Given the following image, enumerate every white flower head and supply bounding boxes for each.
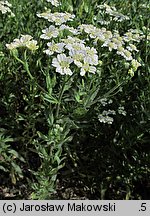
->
[1,0,12,7]
[61,36,85,45]
[79,24,104,39]
[7,34,33,48]
[6,42,18,50]
[121,50,133,61]
[6,35,28,48]
[102,41,118,51]
[40,25,59,40]
[112,37,124,47]
[65,42,85,52]
[51,12,75,25]
[131,59,141,71]
[37,10,51,19]
[59,25,80,35]
[84,47,98,65]
[126,44,139,52]
[123,32,133,42]
[103,30,113,40]
[6,34,38,51]
[98,108,116,124]
[52,54,73,75]
[123,29,144,43]
[80,61,96,76]
[44,41,65,55]
[38,12,75,25]
[0,1,14,15]
[69,49,84,67]
[98,114,114,124]
[117,47,133,61]
[79,24,95,34]
[26,40,39,51]
[46,0,61,7]
[20,34,33,43]
[118,106,127,116]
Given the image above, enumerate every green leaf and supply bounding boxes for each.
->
[54,155,61,165]
[8,149,19,157]
[42,93,58,104]
[8,149,25,163]
[0,137,14,143]
[37,131,48,140]
[84,87,100,108]
[0,165,7,172]
[11,162,23,176]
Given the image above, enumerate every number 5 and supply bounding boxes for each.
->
[141,203,146,211]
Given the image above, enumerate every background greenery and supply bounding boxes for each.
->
[0,0,149,199]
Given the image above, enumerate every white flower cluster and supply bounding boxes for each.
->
[59,24,80,35]
[97,3,129,22]
[40,22,142,76]
[6,35,38,51]
[46,0,60,7]
[140,3,150,9]
[98,110,116,124]
[37,11,75,25]
[79,24,112,41]
[0,0,14,16]
[123,29,145,42]
[37,12,99,76]
[98,105,127,124]
[79,24,142,62]
[40,24,80,40]
[128,59,141,76]
[99,98,113,106]
[118,106,127,116]
[37,6,143,76]
[46,36,99,76]
[61,36,84,44]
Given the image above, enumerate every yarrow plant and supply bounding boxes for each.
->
[5,1,145,199]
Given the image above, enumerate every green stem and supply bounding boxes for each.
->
[13,50,46,93]
[144,22,149,71]
[55,75,73,119]
[13,53,24,65]
[55,77,67,119]
[23,50,34,80]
